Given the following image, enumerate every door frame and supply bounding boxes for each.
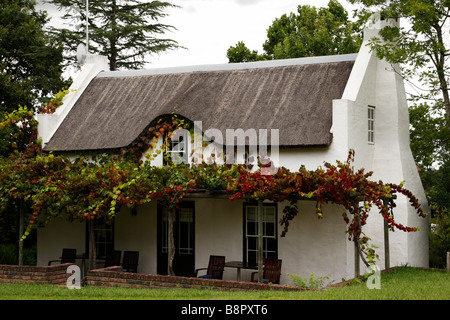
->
[157,201,195,276]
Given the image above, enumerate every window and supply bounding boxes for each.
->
[165,129,189,165]
[87,218,114,259]
[243,203,277,266]
[368,106,375,144]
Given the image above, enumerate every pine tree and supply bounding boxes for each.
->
[48,0,180,70]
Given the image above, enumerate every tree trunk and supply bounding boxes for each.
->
[18,201,24,266]
[89,220,97,270]
[109,0,118,71]
[433,23,450,125]
[257,199,263,283]
[383,200,390,270]
[168,208,176,276]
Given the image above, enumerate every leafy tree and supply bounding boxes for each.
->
[0,0,67,115]
[409,103,449,170]
[227,0,363,63]
[427,159,450,268]
[48,0,181,71]
[226,41,270,63]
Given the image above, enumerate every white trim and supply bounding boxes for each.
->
[96,53,358,78]
[368,105,375,144]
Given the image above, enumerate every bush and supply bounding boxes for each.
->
[0,244,16,264]
[287,272,334,289]
[429,213,450,269]
[0,243,36,266]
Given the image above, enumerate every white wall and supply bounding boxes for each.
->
[278,201,350,284]
[194,198,244,281]
[37,218,86,269]
[114,203,158,274]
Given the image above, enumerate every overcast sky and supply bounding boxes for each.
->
[36,0,361,69]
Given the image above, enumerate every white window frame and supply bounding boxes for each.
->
[165,129,190,165]
[368,106,375,144]
[244,203,277,266]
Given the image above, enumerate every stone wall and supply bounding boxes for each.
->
[0,263,72,286]
[86,266,304,291]
[0,264,306,291]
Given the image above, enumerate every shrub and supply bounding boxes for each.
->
[0,243,36,265]
[287,272,334,289]
[429,213,450,269]
[0,244,16,264]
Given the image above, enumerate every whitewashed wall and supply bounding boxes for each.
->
[37,218,86,269]
[114,203,158,275]
[339,16,429,270]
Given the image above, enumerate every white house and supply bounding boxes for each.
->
[36,14,429,285]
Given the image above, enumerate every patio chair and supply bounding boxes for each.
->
[48,248,77,266]
[104,250,121,268]
[122,251,139,273]
[195,255,226,279]
[251,258,282,284]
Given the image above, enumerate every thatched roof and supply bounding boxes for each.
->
[43,54,356,152]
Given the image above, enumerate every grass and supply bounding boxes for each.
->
[0,267,449,300]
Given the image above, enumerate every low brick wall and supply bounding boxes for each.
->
[86,266,305,291]
[0,264,306,291]
[0,263,72,286]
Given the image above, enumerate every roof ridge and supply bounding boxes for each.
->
[97,53,358,78]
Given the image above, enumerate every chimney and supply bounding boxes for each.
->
[364,12,400,42]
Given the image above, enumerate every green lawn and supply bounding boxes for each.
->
[0,267,449,300]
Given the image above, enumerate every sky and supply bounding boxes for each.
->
[36,0,361,70]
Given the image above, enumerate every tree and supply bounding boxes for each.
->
[409,102,449,169]
[227,0,363,63]
[0,0,67,116]
[48,0,181,71]
[226,41,270,63]
[0,2,67,249]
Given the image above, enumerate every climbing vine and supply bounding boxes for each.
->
[0,110,427,271]
[226,149,426,264]
[0,106,41,158]
[116,113,193,163]
[40,89,70,114]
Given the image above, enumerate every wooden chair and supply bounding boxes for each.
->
[195,255,226,279]
[104,250,121,268]
[251,258,282,284]
[122,251,139,273]
[48,248,77,266]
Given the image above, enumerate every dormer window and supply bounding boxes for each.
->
[368,106,375,144]
[166,129,189,165]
